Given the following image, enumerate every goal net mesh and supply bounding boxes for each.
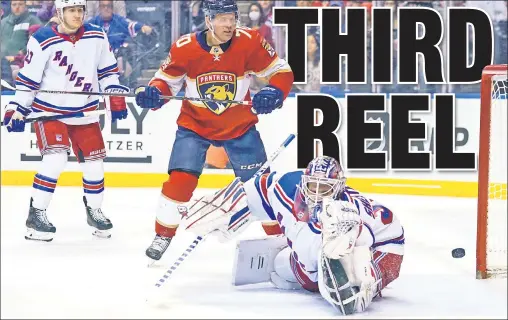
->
[485,74,507,277]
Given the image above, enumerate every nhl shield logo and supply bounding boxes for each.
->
[197,72,237,115]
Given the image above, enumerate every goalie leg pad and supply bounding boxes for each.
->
[184,178,253,240]
[232,235,288,286]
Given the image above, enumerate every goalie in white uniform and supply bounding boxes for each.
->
[182,156,405,315]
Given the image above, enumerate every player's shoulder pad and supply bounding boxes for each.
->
[84,23,105,34]
[273,170,304,199]
[31,25,57,44]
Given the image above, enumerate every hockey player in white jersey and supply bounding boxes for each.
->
[181,156,404,315]
[2,0,129,241]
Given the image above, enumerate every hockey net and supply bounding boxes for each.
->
[476,64,508,279]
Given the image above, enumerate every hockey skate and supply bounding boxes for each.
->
[25,198,56,242]
[146,234,172,264]
[83,196,113,238]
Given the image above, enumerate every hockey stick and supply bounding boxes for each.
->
[1,109,107,127]
[1,79,252,106]
[152,133,297,289]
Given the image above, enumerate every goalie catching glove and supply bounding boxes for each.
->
[320,199,363,259]
[318,199,379,314]
[182,177,253,242]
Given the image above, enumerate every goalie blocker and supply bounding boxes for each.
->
[182,156,404,315]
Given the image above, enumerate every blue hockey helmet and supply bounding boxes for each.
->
[203,0,239,20]
[301,156,346,208]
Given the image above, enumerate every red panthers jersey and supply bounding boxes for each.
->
[149,27,294,140]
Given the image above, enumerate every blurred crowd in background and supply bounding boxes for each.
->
[1,0,507,168]
[1,0,507,92]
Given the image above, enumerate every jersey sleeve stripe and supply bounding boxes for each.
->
[307,222,321,234]
[40,36,60,47]
[15,79,39,91]
[82,35,105,41]
[254,58,278,76]
[41,39,66,51]
[254,175,276,220]
[372,232,405,248]
[259,175,269,201]
[98,63,118,74]
[266,172,275,187]
[98,67,119,80]
[32,98,99,114]
[83,31,104,37]
[274,183,293,213]
[17,72,41,87]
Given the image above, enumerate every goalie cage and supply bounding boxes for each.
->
[476,64,508,279]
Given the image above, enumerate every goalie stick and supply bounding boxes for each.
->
[151,133,297,290]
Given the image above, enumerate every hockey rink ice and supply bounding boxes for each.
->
[1,186,507,319]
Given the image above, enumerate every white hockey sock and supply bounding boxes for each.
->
[31,152,67,209]
[156,194,185,228]
[81,160,105,209]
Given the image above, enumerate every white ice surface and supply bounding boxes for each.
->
[1,187,507,319]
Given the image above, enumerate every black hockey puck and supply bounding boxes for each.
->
[452,248,465,258]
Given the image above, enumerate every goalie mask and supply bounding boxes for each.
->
[300,156,346,222]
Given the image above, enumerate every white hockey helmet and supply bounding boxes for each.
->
[54,0,87,31]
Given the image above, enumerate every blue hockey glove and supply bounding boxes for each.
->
[135,86,165,109]
[3,103,31,132]
[252,85,284,115]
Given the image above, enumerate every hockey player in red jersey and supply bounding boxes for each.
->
[134,0,294,261]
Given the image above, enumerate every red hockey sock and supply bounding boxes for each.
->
[161,171,198,202]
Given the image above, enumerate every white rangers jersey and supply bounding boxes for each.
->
[8,23,124,125]
[244,171,405,284]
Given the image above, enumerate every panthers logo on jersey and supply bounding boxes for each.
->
[196,72,237,115]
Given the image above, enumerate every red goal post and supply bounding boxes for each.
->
[476,64,508,279]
